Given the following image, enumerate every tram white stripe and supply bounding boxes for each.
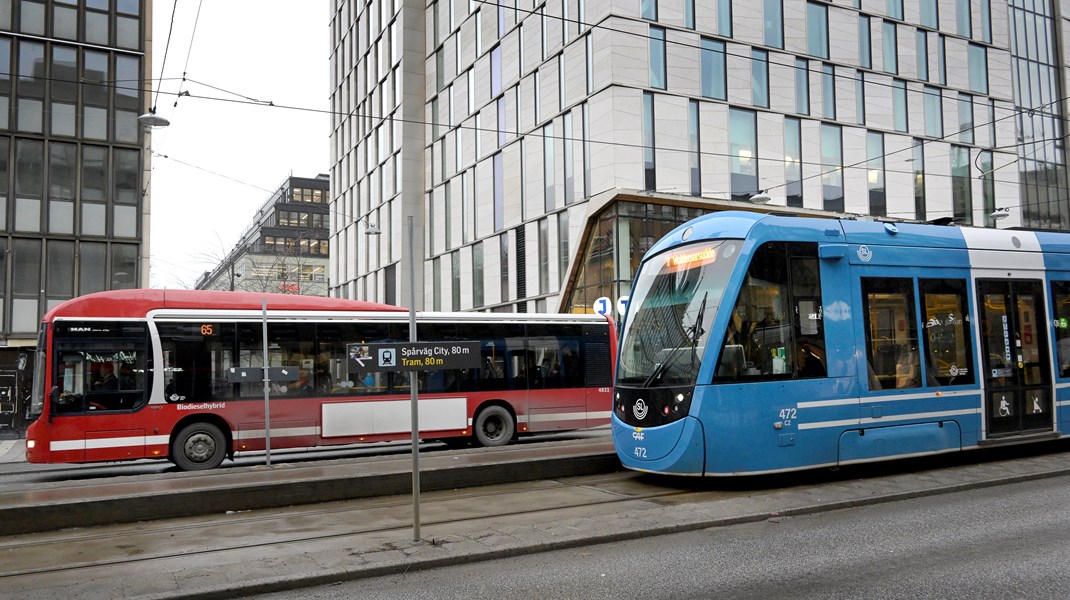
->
[797,408,981,431]
[797,389,979,409]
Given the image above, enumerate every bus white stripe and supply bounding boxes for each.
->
[527,411,608,423]
[51,435,170,452]
[797,408,981,430]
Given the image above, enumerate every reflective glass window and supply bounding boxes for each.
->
[729,108,756,201]
[700,38,726,100]
[806,2,828,59]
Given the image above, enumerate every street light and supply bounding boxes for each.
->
[137,111,170,128]
[750,190,772,204]
[363,215,422,541]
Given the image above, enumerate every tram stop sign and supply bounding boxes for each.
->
[348,341,481,372]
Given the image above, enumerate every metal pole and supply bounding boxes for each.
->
[262,299,271,467]
[408,215,421,542]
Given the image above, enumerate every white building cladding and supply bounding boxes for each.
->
[328,0,1066,314]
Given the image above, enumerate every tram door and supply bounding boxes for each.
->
[977,279,1054,437]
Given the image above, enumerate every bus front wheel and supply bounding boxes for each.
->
[172,422,226,471]
[474,405,514,447]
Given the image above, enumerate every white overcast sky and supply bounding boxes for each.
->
[147,1,331,289]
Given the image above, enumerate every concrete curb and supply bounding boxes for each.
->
[147,454,1070,600]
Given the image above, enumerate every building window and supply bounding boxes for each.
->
[585,34,593,94]
[981,0,991,43]
[785,117,802,208]
[937,35,947,84]
[958,93,973,144]
[641,0,657,20]
[649,26,666,90]
[688,100,701,196]
[893,79,907,132]
[701,38,726,100]
[564,111,574,205]
[807,2,828,59]
[821,124,843,212]
[582,102,591,198]
[856,72,865,125]
[956,0,971,37]
[924,85,942,137]
[642,93,656,190]
[882,20,897,74]
[913,140,926,221]
[916,31,928,81]
[980,150,996,226]
[887,0,903,20]
[538,218,550,294]
[921,0,938,29]
[717,0,732,37]
[543,122,555,211]
[795,58,809,115]
[494,152,504,230]
[499,234,509,304]
[951,145,971,225]
[729,108,757,201]
[752,50,769,108]
[764,0,782,48]
[859,16,871,69]
[968,44,987,94]
[452,250,461,310]
[557,211,569,288]
[867,131,885,217]
[685,0,695,29]
[491,45,502,97]
[820,63,834,120]
[473,240,484,308]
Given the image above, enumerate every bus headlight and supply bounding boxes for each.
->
[25,439,35,450]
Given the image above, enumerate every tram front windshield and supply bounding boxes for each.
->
[618,240,742,388]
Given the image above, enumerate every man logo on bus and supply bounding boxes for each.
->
[633,398,648,420]
[857,245,873,262]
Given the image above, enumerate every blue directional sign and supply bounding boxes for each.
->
[347,341,481,371]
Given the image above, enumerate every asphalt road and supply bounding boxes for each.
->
[249,473,1070,600]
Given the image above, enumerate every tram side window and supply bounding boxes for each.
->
[1052,281,1070,378]
[158,323,236,402]
[862,278,921,390]
[715,242,826,380]
[919,279,975,386]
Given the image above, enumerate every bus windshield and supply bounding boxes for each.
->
[617,239,742,387]
[30,326,46,418]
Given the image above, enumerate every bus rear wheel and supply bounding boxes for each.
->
[172,422,226,471]
[474,405,514,447]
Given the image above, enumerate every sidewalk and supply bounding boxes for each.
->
[0,438,21,463]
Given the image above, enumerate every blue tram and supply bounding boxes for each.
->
[613,211,1070,475]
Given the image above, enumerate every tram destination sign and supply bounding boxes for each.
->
[348,341,481,372]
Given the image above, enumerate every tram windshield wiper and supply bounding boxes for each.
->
[641,292,708,388]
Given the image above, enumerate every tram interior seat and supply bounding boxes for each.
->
[717,345,746,378]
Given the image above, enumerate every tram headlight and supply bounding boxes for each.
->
[675,393,685,403]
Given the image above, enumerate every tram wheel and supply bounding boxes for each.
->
[474,405,515,447]
[172,422,226,471]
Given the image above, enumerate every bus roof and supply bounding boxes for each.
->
[43,289,407,321]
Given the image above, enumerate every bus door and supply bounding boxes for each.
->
[977,279,1054,437]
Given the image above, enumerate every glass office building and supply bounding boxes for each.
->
[327,0,1067,314]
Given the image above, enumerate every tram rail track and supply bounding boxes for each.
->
[0,470,701,582]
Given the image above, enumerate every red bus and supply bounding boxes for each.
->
[25,290,616,470]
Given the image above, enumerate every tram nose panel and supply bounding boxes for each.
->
[612,414,705,475]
